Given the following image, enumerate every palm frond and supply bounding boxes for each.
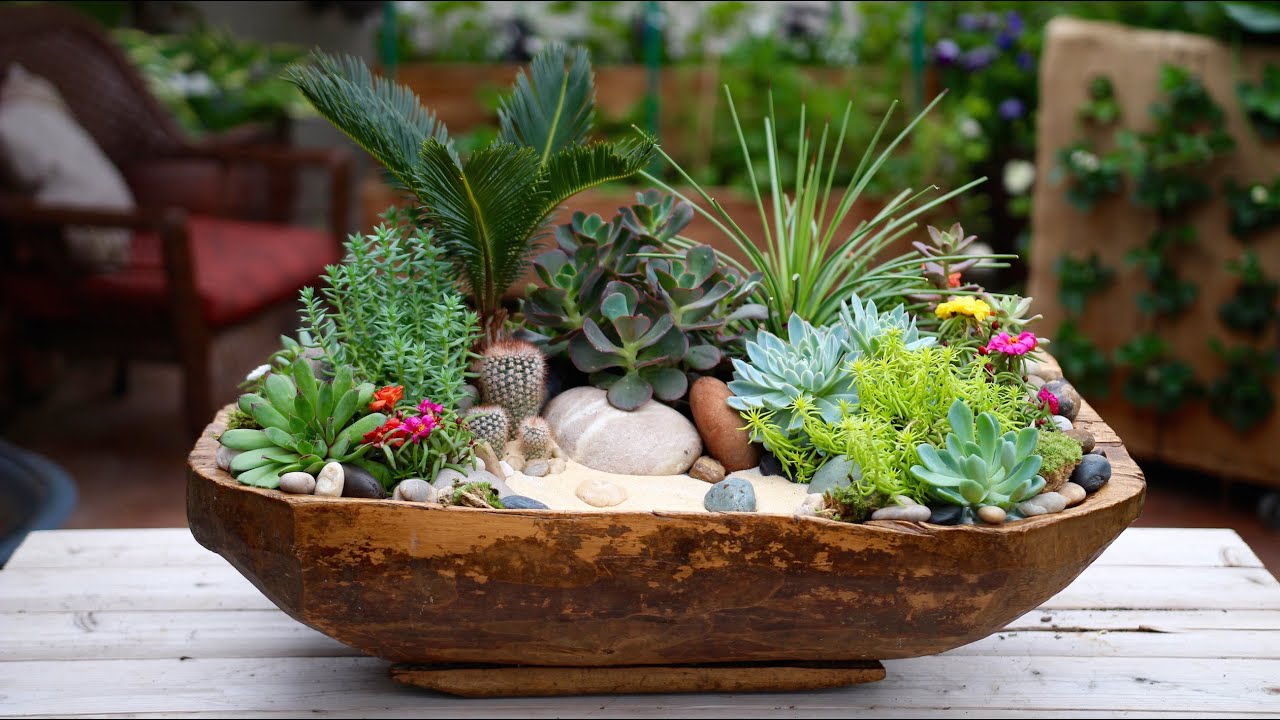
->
[498,44,594,166]
[286,51,452,187]
[414,139,545,316]
[534,136,657,220]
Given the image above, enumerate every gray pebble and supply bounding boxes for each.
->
[1043,380,1081,421]
[431,468,468,491]
[523,459,550,477]
[1071,454,1112,493]
[1017,492,1068,517]
[1051,415,1073,431]
[278,472,316,494]
[392,479,436,503]
[871,504,931,522]
[314,462,344,497]
[1063,429,1096,454]
[340,463,384,498]
[465,468,514,498]
[215,444,241,472]
[704,476,757,512]
[502,495,550,510]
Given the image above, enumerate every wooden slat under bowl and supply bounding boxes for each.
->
[187,401,1144,667]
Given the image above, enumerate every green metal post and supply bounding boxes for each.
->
[380,0,398,77]
[911,0,926,113]
[643,0,662,170]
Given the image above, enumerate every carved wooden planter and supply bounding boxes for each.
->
[188,401,1144,697]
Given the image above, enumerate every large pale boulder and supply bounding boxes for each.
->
[543,386,702,475]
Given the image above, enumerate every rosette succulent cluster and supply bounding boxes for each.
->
[837,293,935,356]
[218,359,385,489]
[910,400,1045,521]
[524,190,762,410]
[726,314,858,432]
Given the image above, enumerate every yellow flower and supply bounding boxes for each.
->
[935,297,992,323]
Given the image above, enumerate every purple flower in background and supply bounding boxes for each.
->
[1017,51,1035,72]
[962,45,998,72]
[958,13,982,31]
[996,31,1017,50]
[1006,11,1024,35]
[934,38,961,65]
[998,98,1026,121]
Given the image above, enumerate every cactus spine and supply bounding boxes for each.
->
[517,416,552,460]
[462,405,510,452]
[478,340,547,438]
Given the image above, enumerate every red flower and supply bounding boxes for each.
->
[948,272,962,288]
[363,416,406,448]
[368,385,404,412]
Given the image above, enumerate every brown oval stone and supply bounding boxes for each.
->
[690,377,760,472]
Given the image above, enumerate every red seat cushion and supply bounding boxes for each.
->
[3,215,339,329]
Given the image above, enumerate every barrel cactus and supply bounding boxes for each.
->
[726,314,858,432]
[477,340,546,436]
[462,405,510,452]
[217,358,386,489]
[516,416,552,460]
[909,399,1045,521]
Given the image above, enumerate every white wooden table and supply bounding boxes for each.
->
[1,527,1278,718]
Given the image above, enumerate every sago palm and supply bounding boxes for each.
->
[287,46,656,344]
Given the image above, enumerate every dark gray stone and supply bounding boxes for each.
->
[340,463,384,499]
[502,495,550,510]
[928,504,964,525]
[1043,379,1081,421]
[758,450,796,482]
[704,476,757,512]
[1070,454,1112,493]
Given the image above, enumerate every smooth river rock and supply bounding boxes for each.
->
[1017,492,1068,517]
[689,377,760,472]
[1043,380,1082,422]
[502,495,551,510]
[215,444,241,472]
[339,463,384,499]
[688,456,725,484]
[392,479,436,503]
[1071,454,1112,493]
[575,478,628,507]
[278,472,316,495]
[703,476,757,512]
[314,462,344,497]
[544,386,702,475]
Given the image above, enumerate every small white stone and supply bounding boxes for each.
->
[1028,375,1047,389]
[278,472,316,494]
[871,504,932,522]
[977,505,1007,524]
[794,493,825,517]
[314,462,344,497]
[892,494,918,506]
[1051,415,1073,431]
[1059,482,1087,507]
[575,478,627,507]
[215,444,241,472]
[524,459,550,477]
[549,457,567,474]
[500,461,515,476]
[431,468,468,491]
[393,479,437,503]
[1018,492,1068,517]
[1025,359,1063,381]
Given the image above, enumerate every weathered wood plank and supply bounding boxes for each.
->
[1006,608,1280,632]
[15,711,1280,719]
[948,629,1280,659]
[4,563,1275,614]
[1093,528,1263,568]
[3,656,1279,716]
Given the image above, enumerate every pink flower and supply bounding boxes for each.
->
[1037,387,1059,415]
[985,331,1038,356]
[401,414,438,443]
[417,398,444,416]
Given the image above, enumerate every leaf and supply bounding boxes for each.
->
[236,463,284,489]
[601,291,633,321]
[569,334,623,373]
[262,373,298,417]
[497,44,594,165]
[640,366,688,401]
[264,426,299,452]
[607,371,653,411]
[726,303,769,324]
[285,52,452,189]
[243,396,290,431]
[910,465,964,488]
[291,358,320,420]
[330,389,359,438]
[333,412,386,448]
[534,139,657,221]
[612,314,652,345]
[231,447,300,474]
[1223,1,1280,33]
[959,479,988,505]
[218,429,275,451]
[581,318,623,353]
[948,400,975,445]
[414,139,547,315]
[684,343,722,371]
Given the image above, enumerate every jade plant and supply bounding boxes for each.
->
[523,190,763,410]
[726,313,858,433]
[910,399,1045,522]
[218,359,386,489]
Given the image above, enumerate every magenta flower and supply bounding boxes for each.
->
[1037,387,1059,415]
[986,331,1038,356]
[417,398,444,416]
[401,414,438,443]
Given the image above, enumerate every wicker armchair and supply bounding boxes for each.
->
[0,4,352,434]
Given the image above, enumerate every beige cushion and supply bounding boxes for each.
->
[0,64,135,272]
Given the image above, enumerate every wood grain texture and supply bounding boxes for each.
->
[389,660,885,697]
[186,400,1145,668]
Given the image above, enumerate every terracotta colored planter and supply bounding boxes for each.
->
[187,398,1144,696]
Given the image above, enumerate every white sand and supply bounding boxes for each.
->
[504,460,811,515]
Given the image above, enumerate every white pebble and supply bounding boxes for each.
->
[278,472,316,494]
[314,462,344,497]
[575,478,627,507]
[1051,415,1073,431]
[1017,492,1068,517]
[393,479,436,503]
[871,504,931,522]
[795,493,825,517]
[1059,482,1087,507]
[215,444,241,472]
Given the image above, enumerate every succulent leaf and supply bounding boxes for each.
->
[219,429,275,451]
[608,371,653,410]
[641,366,688,401]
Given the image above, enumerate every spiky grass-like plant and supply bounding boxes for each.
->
[288,47,656,344]
[641,90,1011,338]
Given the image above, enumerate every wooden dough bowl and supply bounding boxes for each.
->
[188,401,1145,697]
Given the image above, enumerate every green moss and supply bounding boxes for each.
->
[225,407,261,431]
[451,481,505,509]
[1036,431,1083,477]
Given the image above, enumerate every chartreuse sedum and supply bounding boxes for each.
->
[218,358,386,489]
